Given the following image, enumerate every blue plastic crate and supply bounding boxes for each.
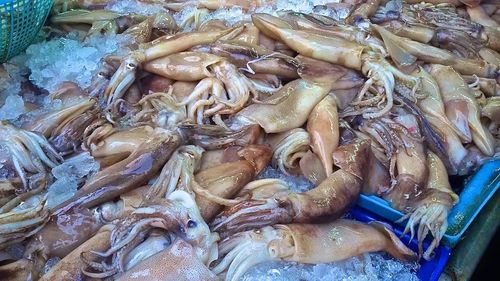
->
[357,159,500,247]
[0,0,53,62]
[349,206,452,281]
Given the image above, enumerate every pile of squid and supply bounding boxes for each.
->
[1,0,499,280]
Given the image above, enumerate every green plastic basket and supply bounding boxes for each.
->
[0,0,53,62]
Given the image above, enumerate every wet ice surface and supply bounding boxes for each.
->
[174,0,344,30]
[25,33,131,93]
[257,166,314,192]
[0,145,8,178]
[0,57,29,120]
[106,0,167,15]
[0,56,28,98]
[104,0,345,30]
[0,95,25,121]
[43,257,62,275]
[46,152,100,208]
[242,253,419,281]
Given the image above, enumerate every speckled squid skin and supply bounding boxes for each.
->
[272,220,416,263]
[429,64,495,156]
[212,140,370,235]
[143,52,222,81]
[24,98,96,138]
[214,219,416,281]
[51,129,181,215]
[252,13,365,70]
[307,95,340,177]
[39,229,111,281]
[236,79,331,133]
[289,140,369,223]
[116,239,218,281]
[195,160,256,222]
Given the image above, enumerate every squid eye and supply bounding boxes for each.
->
[187,220,197,228]
[126,62,136,69]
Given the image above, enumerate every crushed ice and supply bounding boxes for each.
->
[25,33,131,93]
[0,95,25,121]
[257,166,314,192]
[174,0,342,30]
[46,152,100,208]
[0,56,30,121]
[106,0,167,15]
[242,253,419,281]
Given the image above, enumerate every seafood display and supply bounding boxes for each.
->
[0,0,499,280]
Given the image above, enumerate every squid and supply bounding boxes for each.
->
[130,90,187,127]
[266,128,310,176]
[116,238,218,281]
[0,187,145,280]
[212,139,369,235]
[213,220,416,281]
[413,67,469,174]
[401,151,459,259]
[0,122,62,191]
[51,127,181,215]
[278,11,387,55]
[251,13,420,119]
[38,227,112,281]
[372,1,500,53]
[195,157,261,222]
[81,190,219,279]
[383,114,458,259]
[24,97,96,138]
[143,51,266,116]
[51,9,177,41]
[371,24,498,78]
[0,196,48,250]
[192,41,301,80]
[147,142,271,222]
[85,125,158,167]
[103,27,239,108]
[233,78,336,133]
[348,0,383,25]
[428,64,495,156]
[50,9,134,36]
[307,95,340,177]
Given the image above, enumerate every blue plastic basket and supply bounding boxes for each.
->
[349,206,452,281]
[357,159,500,247]
[0,0,53,62]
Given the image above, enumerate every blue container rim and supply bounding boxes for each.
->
[349,206,451,281]
[357,159,500,246]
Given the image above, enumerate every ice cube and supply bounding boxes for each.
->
[106,0,167,15]
[46,178,79,209]
[26,33,131,92]
[0,95,25,121]
[52,152,99,180]
[47,152,99,208]
[1,55,29,98]
[242,253,419,281]
[257,166,314,192]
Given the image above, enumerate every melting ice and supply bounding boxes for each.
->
[242,253,419,281]
[46,152,100,208]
